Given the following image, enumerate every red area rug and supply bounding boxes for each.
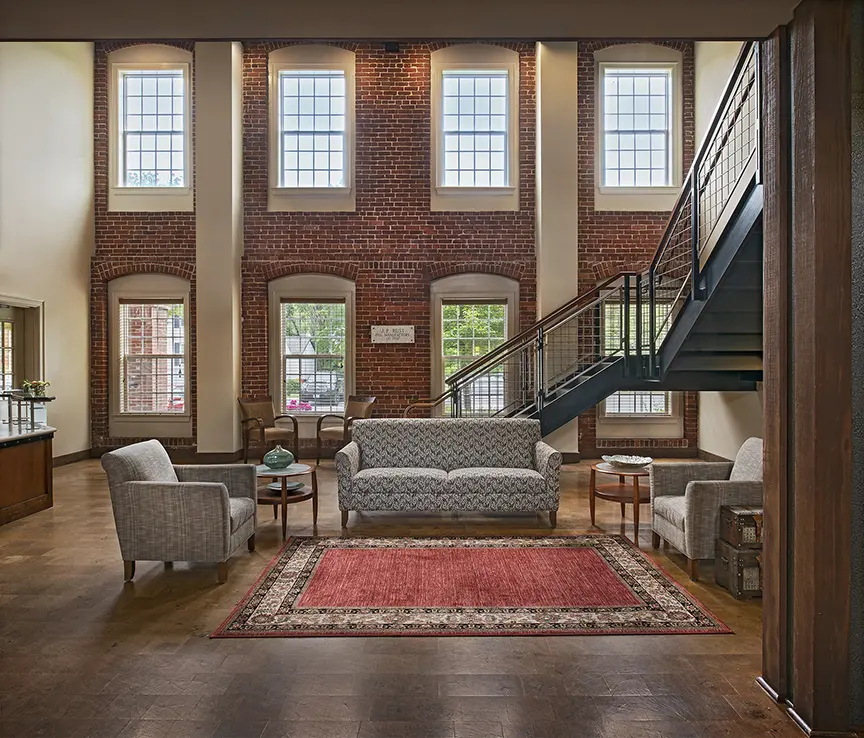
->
[212,536,731,638]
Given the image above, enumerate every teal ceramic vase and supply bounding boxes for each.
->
[263,445,294,469]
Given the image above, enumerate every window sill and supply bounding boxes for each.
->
[268,186,355,213]
[600,414,678,423]
[594,186,680,213]
[431,185,519,212]
[109,413,193,439]
[108,187,194,213]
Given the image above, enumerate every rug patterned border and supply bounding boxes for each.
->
[212,535,732,638]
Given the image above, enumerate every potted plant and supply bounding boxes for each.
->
[21,379,50,397]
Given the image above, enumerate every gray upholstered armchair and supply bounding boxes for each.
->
[650,437,763,581]
[101,440,257,583]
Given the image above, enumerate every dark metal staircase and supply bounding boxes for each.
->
[406,42,763,436]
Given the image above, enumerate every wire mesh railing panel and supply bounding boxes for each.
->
[454,344,536,418]
[697,45,758,248]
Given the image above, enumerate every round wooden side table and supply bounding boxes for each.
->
[590,462,651,540]
[255,463,318,538]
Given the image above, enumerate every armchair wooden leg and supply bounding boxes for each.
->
[686,558,699,581]
[123,560,135,582]
[217,561,229,584]
[549,511,557,528]
[164,561,173,569]
[652,531,661,549]
[663,539,670,551]
[341,510,349,528]
[243,433,249,464]
[247,534,256,553]
[316,437,321,465]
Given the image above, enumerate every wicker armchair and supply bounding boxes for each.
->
[316,395,376,464]
[238,395,299,463]
[101,440,257,583]
[649,437,763,581]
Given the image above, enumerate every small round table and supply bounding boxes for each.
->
[255,463,318,538]
[590,462,651,540]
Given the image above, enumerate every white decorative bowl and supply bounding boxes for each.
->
[602,454,653,470]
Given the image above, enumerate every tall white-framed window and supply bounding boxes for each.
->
[431,274,520,415]
[269,45,356,212]
[595,44,682,212]
[109,274,192,439]
[430,45,520,212]
[269,275,356,423]
[108,45,193,212]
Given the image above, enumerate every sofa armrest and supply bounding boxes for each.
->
[649,461,734,500]
[174,464,256,501]
[335,442,360,507]
[534,441,562,492]
[112,481,231,561]
[683,480,763,554]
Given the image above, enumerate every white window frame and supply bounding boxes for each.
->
[430,44,520,212]
[109,274,192,439]
[595,44,683,212]
[268,275,356,437]
[268,45,356,213]
[107,45,193,213]
[430,273,520,414]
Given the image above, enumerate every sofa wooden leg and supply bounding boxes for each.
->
[123,560,135,582]
[662,539,670,551]
[218,562,229,583]
[247,534,256,553]
[686,558,699,581]
[341,510,349,528]
[549,511,557,528]
[651,532,661,549]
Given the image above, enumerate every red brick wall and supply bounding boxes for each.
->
[91,42,197,450]
[576,41,698,457]
[241,42,537,418]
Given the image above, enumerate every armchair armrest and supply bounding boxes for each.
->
[274,414,299,436]
[534,441,562,491]
[683,480,763,557]
[649,461,734,500]
[174,464,256,501]
[316,414,345,434]
[335,441,360,508]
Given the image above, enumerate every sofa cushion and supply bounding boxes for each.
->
[653,495,687,531]
[353,467,448,497]
[229,497,255,533]
[352,418,541,471]
[447,467,546,496]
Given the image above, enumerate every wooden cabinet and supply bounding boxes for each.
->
[0,430,53,526]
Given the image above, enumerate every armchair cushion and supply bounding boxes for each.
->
[318,425,346,440]
[264,426,297,441]
[102,439,178,485]
[729,437,763,482]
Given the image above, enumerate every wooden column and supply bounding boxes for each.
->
[758,26,790,705]
[787,0,853,734]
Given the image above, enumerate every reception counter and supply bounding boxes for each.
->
[0,425,55,526]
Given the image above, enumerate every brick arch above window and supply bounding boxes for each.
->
[427,262,524,282]
[94,261,196,283]
[261,261,360,283]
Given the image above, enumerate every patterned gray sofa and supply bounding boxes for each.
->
[335,418,562,527]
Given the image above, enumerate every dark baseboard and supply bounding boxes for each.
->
[560,452,581,464]
[52,449,91,467]
[584,447,699,459]
[698,448,733,462]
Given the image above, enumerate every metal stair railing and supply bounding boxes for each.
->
[404,41,761,422]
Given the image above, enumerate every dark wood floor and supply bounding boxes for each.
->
[0,458,797,738]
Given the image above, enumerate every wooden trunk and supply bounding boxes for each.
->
[719,504,764,548]
[715,538,762,599]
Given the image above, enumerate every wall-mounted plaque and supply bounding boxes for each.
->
[371,325,415,344]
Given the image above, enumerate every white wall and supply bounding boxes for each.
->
[694,41,763,459]
[0,43,94,458]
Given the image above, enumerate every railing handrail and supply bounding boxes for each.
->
[444,272,636,387]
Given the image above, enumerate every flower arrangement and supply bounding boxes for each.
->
[21,379,50,397]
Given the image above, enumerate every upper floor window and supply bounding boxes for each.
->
[431,45,520,212]
[0,319,14,391]
[594,44,683,212]
[269,45,355,212]
[108,45,193,212]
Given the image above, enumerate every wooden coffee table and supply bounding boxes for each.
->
[590,462,651,540]
[255,463,318,538]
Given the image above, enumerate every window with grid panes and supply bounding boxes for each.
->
[441,302,507,415]
[0,320,13,391]
[601,66,672,187]
[118,68,187,187]
[441,70,509,188]
[602,301,673,416]
[280,301,346,414]
[118,301,186,413]
[278,70,346,188]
